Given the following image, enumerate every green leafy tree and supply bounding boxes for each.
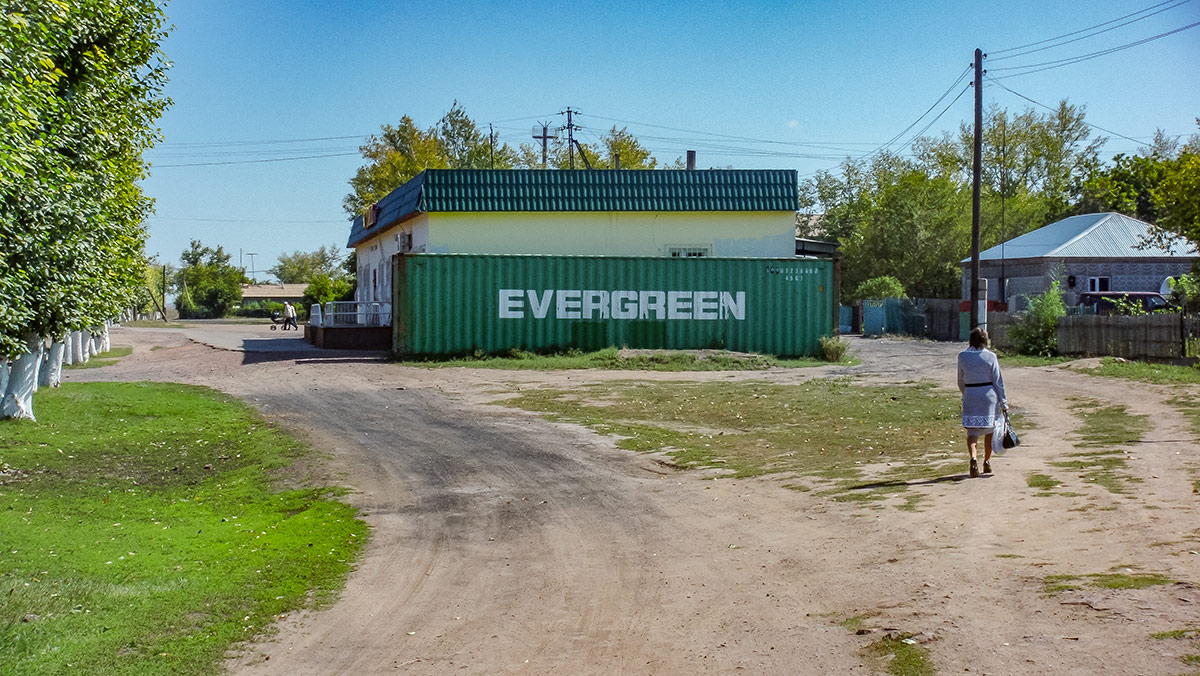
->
[1152,150,1200,245]
[853,276,906,301]
[302,274,354,310]
[1,0,170,418]
[1009,281,1066,357]
[344,103,516,216]
[174,241,243,319]
[516,126,657,170]
[270,245,347,284]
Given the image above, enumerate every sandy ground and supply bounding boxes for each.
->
[66,326,1200,675]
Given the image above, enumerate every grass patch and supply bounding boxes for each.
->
[0,382,366,676]
[1077,357,1200,385]
[1027,473,1059,490]
[501,378,961,504]
[863,635,935,676]
[1044,572,1174,594]
[996,554,1024,559]
[1152,628,1200,640]
[1067,398,1149,448]
[121,320,186,328]
[62,346,133,370]
[997,353,1075,368]
[397,346,837,371]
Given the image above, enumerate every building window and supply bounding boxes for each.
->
[667,246,710,258]
[1088,276,1110,292]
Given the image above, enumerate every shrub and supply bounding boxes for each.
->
[820,335,849,362]
[854,276,906,301]
[1009,281,1065,357]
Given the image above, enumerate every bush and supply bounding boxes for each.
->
[302,274,354,311]
[854,276,906,301]
[1009,281,1065,357]
[819,335,849,362]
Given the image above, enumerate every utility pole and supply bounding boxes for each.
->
[970,48,984,331]
[532,122,555,168]
[489,123,495,169]
[559,107,580,170]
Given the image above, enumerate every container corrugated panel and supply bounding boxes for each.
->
[394,254,832,357]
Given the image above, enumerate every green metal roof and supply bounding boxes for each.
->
[420,169,798,212]
[348,169,799,247]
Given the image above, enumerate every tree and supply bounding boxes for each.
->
[517,126,657,170]
[1,0,170,419]
[343,103,516,216]
[270,245,347,284]
[1153,150,1200,245]
[174,241,243,319]
[853,276,906,301]
[302,274,354,310]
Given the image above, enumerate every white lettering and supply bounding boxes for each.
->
[498,289,747,321]
[498,289,524,318]
[720,291,745,320]
[582,290,610,319]
[611,291,638,319]
[557,289,582,319]
[527,290,553,318]
[667,291,692,319]
[694,291,718,320]
[639,291,666,319]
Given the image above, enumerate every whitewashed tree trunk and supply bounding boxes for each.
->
[84,329,97,357]
[2,335,43,420]
[39,340,65,388]
[101,323,111,353]
[0,359,8,396]
[70,330,84,363]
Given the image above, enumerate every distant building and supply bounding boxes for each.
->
[346,168,800,305]
[239,283,307,306]
[961,212,1197,305]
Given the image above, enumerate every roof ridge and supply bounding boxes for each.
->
[1045,212,1113,256]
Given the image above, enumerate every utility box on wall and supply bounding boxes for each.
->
[392,254,834,357]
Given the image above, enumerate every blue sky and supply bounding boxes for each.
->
[143,0,1200,279]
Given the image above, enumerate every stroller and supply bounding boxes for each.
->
[269,311,296,331]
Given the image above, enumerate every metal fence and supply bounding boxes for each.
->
[315,301,391,327]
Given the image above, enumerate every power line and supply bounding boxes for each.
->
[861,65,973,160]
[989,0,1193,61]
[150,216,346,224]
[990,20,1200,78]
[152,151,361,168]
[984,77,1146,146]
[990,0,1186,53]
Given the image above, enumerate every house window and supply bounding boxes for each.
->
[1088,276,1110,292]
[667,246,710,258]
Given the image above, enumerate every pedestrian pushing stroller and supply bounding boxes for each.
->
[269,311,293,330]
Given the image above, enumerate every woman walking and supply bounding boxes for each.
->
[957,327,1008,478]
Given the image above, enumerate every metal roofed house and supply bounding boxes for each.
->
[961,212,1198,306]
[239,283,308,305]
[346,168,800,306]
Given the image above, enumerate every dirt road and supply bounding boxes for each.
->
[69,328,1200,675]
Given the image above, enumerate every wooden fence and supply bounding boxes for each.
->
[989,312,1200,361]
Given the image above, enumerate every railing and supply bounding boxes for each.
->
[314,301,391,327]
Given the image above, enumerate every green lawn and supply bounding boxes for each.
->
[0,383,366,675]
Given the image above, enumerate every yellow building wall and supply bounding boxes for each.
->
[425,211,796,258]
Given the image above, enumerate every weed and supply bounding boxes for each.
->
[1079,357,1200,385]
[819,335,850,362]
[397,346,835,371]
[1044,572,1174,594]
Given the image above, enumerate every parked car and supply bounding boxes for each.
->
[1077,291,1171,315]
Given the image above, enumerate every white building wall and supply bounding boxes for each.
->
[355,211,794,304]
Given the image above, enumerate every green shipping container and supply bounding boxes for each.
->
[393,254,833,357]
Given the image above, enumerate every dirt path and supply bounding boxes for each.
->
[68,329,1200,675]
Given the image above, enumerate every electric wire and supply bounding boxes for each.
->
[152,151,361,168]
[985,76,1147,146]
[860,65,973,160]
[989,0,1190,54]
[989,20,1200,78]
[988,0,1194,61]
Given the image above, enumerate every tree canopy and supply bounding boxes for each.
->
[174,241,243,319]
[0,0,170,357]
[270,245,348,284]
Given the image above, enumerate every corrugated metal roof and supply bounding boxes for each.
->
[965,212,1195,263]
[348,169,799,248]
